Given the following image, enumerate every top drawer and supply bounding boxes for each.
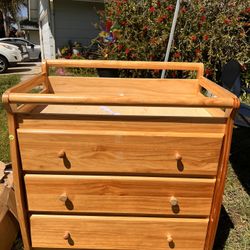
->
[17,129,223,176]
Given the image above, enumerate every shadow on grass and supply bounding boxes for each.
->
[213,126,249,249]
[230,127,250,195]
[213,205,234,250]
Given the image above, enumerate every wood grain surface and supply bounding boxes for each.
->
[30,215,209,249]
[17,115,227,133]
[49,77,199,95]
[25,174,215,216]
[18,129,224,175]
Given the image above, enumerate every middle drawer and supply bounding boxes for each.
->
[25,175,215,216]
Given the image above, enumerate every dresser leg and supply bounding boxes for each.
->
[6,114,32,250]
[204,108,237,250]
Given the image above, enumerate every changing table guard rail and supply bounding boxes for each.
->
[2,60,240,112]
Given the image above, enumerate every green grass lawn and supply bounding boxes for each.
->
[216,128,250,250]
[0,75,249,250]
[0,75,20,162]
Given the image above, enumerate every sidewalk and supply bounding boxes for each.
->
[2,62,41,81]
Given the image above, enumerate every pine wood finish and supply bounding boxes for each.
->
[30,215,209,250]
[48,77,199,95]
[25,174,215,216]
[2,60,239,250]
[18,129,223,175]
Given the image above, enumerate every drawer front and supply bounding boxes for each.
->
[25,175,215,216]
[18,129,223,175]
[30,215,209,249]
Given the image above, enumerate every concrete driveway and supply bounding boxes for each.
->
[2,62,41,81]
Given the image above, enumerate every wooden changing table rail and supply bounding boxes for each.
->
[2,60,239,112]
[46,59,205,78]
[6,92,235,108]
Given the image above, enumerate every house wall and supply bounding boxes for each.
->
[39,0,56,59]
[53,0,104,50]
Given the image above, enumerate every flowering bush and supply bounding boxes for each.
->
[60,45,72,58]
[94,0,176,77]
[174,0,249,82]
[94,0,249,81]
[56,47,97,76]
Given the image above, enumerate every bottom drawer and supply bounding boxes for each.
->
[30,215,208,249]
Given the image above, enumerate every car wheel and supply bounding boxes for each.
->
[0,55,8,73]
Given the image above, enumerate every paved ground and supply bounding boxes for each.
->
[2,62,41,81]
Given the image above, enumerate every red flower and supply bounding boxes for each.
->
[224,18,231,24]
[143,26,148,31]
[203,35,209,41]
[245,7,250,13]
[157,17,162,23]
[174,52,181,58]
[149,6,155,13]
[117,45,123,51]
[157,1,161,7]
[65,54,72,59]
[157,15,167,23]
[205,68,213,76]
[195,49,201,56]
[106,20,113,32]
[191,35,197,42]
[166,5,174,11]
[200,15,206,22]
[116,0,122,7]
[125,48,130,55]
[120,21,127,26]
[181,7,187,14]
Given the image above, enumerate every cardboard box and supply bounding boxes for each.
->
[0,161,19,250]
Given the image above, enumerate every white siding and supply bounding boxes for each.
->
[39,0,55,59]
[54,0,104,49]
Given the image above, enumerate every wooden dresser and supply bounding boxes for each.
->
[2,60,239,250]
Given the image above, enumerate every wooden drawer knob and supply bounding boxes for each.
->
[175,152,182,161]
[170,196,178,206]
[167,234,173,243]
[63,231,70,240]
[59,192,68,202]
[58,150,66,158]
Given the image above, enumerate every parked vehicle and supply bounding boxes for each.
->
[0,38,41,61]
[0,41,29,62]
[0,43,22,73]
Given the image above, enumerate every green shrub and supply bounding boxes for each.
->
[0,75,20,162]
[94,0,249,82]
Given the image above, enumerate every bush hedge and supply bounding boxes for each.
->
[94,0,249,82]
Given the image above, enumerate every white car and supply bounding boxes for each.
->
[0,38,41,60]
[0,43,22,73]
